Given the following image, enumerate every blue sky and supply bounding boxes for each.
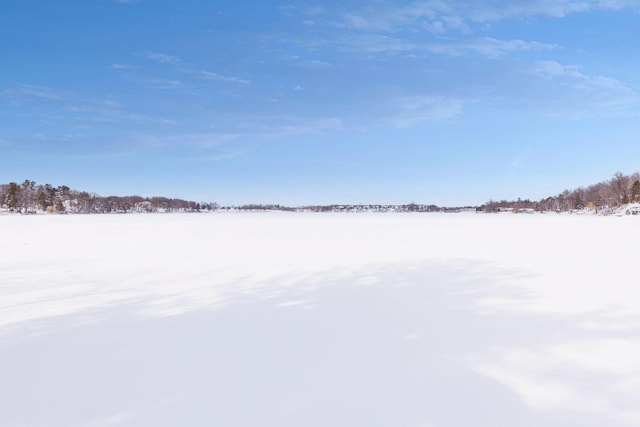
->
[2,1,640,206]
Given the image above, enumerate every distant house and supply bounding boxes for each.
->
[134,201,153,213]
[616,203,640,216]
[63,199,78,212]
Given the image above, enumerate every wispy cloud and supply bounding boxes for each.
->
[3,84,123,118]
[531,60,638,117]
[131,116,344,153]
[280,55,332,69]
[109,63,141,70]
[426,37,558,57]
[303,59,331,68]
[134,132,241,151]
[61,150,137,160]
[274,0,640,76]
[337,34,417,53]
[2,83,179,132]
[533,60,585,79]
[3,84,70,102]
[142,51,180,63]
[201,150,246,161]
[258,116,344,138]
[383,95,475,127]
[137,51,250,87]
[339,1,468,34]
[398,1,636,28]
[137,77,185,90]
[65,99,122,113]
[319,1,640,36]
[468,0,640,22]
[332,31,555,57]
[198,71,250,85]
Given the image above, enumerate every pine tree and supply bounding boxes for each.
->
[37,187,48,211]
[5,182,19,211]
[631,180,640,203]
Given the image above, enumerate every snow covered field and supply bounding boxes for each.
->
[2,212,640,426]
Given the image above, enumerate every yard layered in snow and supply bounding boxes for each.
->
[2,212,640,426]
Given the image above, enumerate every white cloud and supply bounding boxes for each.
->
[340,1,467,33]
[131,116,344,153]
[142,51,180,63]
[4,84,69,101]
[136,132,241,150]
[64,99,121,114]
[384,95,475,127]
[138,78,185,90]
[331,31,555,56]
[469,0,640,22]
[303,59,331,68]
[109,64,141,70]
[2,84,141,128]
[202,150,246,161]
[134,52,251,86]
[263,117,344,138]
[338,34,417,53]
[199,71,250,85]
[427,37,558,57]
[533,60,636,95]
[334,1,640,35]
[531,60,638,117]
[533,60,584,79]
[234,116,344,141]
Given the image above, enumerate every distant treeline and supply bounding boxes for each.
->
[481,171,640,213]
[0,180,218,214]
[221,203,469,213]
[298,203,444,213]
[0,180,472,215]
[5,172,639,215]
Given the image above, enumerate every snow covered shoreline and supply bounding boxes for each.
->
[2,213,639,426]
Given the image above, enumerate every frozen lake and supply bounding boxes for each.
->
[2,212,640,426]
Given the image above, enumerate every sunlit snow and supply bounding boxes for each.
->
[2,212,640,426]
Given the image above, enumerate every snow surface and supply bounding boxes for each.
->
[2,212,640,426]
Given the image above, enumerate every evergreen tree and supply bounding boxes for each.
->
[573,193,584,210]
[631,180,640,203]
[37,187,48,211]
[5,182,19,211]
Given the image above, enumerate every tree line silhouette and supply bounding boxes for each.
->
[481,172,640,213]
[0,180,217,214]
[3,172,640,214]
